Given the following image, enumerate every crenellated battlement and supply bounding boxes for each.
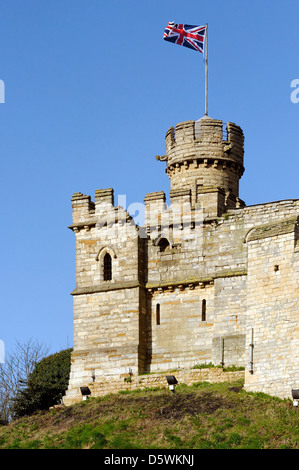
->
[164,116,244,169]
[70,187,138,235]
[71,192,95,224]
[158,116,245,216]
[71,188,114,223]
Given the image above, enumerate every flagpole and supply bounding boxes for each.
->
[205,23,208,116]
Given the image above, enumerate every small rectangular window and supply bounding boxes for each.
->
[202,299,206,321]
[156,303,160,325]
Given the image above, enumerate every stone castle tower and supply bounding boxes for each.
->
[63,116,299,405]
[158,116,245,215]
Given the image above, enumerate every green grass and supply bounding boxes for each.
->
[0,379,298,449]
[193,362,217,369]
[193,362,245,371]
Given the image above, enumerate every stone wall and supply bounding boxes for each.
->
[147,284,215,372]
[63,367,244,405]
[244,226,299,398]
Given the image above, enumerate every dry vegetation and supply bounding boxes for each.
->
[0,379,298,449]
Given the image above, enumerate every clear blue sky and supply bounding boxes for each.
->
[0,1,298,356]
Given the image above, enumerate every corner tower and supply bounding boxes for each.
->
[157,116,245,218]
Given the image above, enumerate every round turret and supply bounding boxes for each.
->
[158,116,245,217]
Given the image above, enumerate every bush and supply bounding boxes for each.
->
[12,348,72,419]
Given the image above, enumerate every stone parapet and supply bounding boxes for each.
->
[71,192,95,224]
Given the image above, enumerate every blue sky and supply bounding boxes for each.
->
[0,1,298,357]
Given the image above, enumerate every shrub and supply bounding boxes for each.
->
[12,348,72,419]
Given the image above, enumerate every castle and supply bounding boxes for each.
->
[63,115,299,405]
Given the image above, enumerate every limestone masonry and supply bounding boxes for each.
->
[63,116,299,405]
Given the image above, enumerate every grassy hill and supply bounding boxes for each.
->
[0,379,298,449]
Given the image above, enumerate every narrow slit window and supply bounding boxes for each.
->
[103,253,112,281]
[202,299,206,321]
[156,303,160,325]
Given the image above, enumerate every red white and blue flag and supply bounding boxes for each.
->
[164,22,206,53]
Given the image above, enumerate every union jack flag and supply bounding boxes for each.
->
[164,22,206,53]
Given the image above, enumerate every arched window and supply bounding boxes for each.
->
[103,253,112,281]
[202,299,206,321]
[156,303,160,325]
[158,238,170,252]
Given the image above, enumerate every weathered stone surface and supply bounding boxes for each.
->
[63,117,299,405]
